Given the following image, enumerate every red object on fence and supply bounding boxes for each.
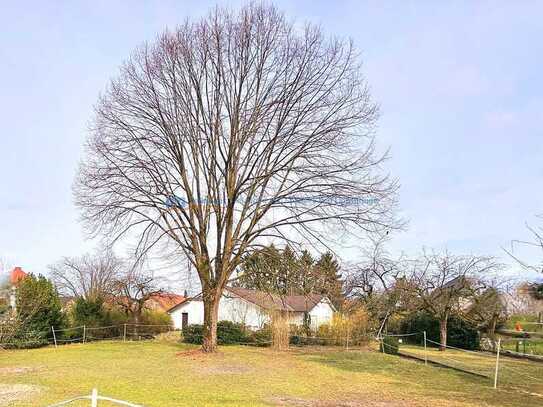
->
[514,321,523,332]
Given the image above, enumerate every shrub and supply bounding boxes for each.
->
[6,330,48,349]
[0,300,8,317]
[399,311,438,345]
[108,308,131,326]
[290,335,326,346]
[140,310,172,336]
[182,321,249,345]
[182,324,204,344]
[248,326,272,346]
[298,308,370,347]
[380,336,399,355]
[400,311,480,350]
[217,321,248,344]
[447,316,480,350]
[15,274,65,344]
[72,297,110,327]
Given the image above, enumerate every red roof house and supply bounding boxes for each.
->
[145,293,185,312]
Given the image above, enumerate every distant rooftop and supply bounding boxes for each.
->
[10,267,27,285]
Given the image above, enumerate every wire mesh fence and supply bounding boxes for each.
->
[500,337,543,358]
[0,323,175,350]
[378,331,543,394]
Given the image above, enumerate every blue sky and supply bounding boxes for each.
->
[1,1,542,279]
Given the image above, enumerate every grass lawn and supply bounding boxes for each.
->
[1,339,543,406]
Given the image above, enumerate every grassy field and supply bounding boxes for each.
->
[1,339,543,407]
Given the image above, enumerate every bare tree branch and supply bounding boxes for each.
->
[48,246,123,300]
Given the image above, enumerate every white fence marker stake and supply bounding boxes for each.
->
[123,324,127,342]
[51,326,58,349]
[83,325,86,344]
[91,388,98,407]
[423,331,428,366]
[494,338,501,389]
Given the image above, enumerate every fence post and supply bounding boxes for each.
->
[83,325,86,344]
[494,338,501,389]
[91,388,98,407]
[123,324,127,342]
[423,331,427,366]
[51,326,57,349]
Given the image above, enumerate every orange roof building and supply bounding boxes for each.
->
[10,267,27,285]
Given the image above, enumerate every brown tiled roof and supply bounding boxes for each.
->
[225,287,324,312]
[283,294,324,312]
[167,288,326,313]
[166,294,200,313]
[147,293,185,311]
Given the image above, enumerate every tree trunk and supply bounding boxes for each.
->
[488,314,498,351]
[202,290,221,353]
[488,315,497,340]
[439,317,448,351]
[133,307,141,338]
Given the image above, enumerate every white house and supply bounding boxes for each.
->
[168,286,335,330]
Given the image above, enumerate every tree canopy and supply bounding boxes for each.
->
[237,245,343,308]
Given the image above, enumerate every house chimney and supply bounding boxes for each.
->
[183,290,188,298]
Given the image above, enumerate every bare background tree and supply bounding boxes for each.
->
[404,250,500,350]
[75,4,399,351]
[48,246,123,300]
[344,234,403,301]
[506,282,543,320]
[505,215,543,274]
[112,264,162,325]
[462,277,508,344]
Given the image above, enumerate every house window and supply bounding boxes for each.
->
[182,312,189,329]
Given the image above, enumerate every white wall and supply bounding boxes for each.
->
[170,299,205,329]
[170,294,270,330]
[218,294,269,329]
[170,295,335,330]
[308,299,334,329]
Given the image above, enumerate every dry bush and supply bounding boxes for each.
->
[271,312,290,350]
[317,308,370,346]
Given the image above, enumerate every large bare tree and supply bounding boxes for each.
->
[74,5,399,351]
[48,246,123,300]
